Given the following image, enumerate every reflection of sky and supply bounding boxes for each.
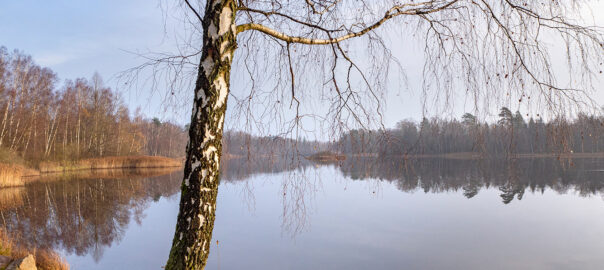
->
[207,166,604,270]
[1,1,603,132]
[60,165,604,270]
[63,193,180,270]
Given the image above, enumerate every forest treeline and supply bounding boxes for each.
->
[219,109,604,158]
[0,47,187,164]
[223,131,329,158]
[3,46,604,163]
[336,108,604,156]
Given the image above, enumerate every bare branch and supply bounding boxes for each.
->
[183,0,203,24]
[237,1,459,45]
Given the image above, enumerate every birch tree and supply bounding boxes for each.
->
[130,0,604,269]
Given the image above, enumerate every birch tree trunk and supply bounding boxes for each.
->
[165,0,236,269]
[22,103,37,156]
[0,96,13,147]
[76,89,81,158]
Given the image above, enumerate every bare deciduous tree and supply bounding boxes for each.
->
[0,49,188,161]
[132,0,603,269]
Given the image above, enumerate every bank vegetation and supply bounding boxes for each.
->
[0,229,69,270]
[0,47,187,163]
[0,47,186,187]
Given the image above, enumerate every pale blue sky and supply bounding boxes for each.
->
[0,0,176,119]
[1,1,602,133]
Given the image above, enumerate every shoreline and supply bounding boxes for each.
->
[0,229,69,270]
[0,155,183,188]
[4,152,604,188]
[39,155,183,173]
[346,152,604,160]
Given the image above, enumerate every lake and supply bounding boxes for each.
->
[2,157,604,269]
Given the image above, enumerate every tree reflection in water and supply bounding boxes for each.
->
[350,157,604,202]
[225,157,604,204]
[0,168,183,262]
[222,156,604,237]
[0,157,603,264]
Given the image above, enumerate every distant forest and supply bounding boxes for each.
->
[223,131,329,158]
[3,46,604,163]
[336,108,604,156]
[224,108,604,158]
[0,47,187,163]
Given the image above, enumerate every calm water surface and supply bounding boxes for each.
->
[2,158,604,269]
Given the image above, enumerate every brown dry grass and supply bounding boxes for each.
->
[0,230,69,270]
[0,163,39,188]
[33,167,181,183]
[39,155,182,173]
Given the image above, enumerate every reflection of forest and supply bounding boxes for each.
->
[223,157,604,204]
[1,158,603,262]
[0,169,183,262]
[220,156,314,181]
[340,157,604,203]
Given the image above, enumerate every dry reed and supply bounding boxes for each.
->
[33,167,181,183]
[0,163,39,188]
[0,230,69,270]
[39,155,182,173]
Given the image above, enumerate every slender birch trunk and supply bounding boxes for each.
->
[0,95,13,147]
[22,103,37,156]
[10,68,28,151]
[165,0,236,269]
[63,114,69,157]
[9,116,20,151]
[116,124,121,155]
[76,89,81,158]
[44,106,59,157]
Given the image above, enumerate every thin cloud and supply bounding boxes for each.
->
[36,53,77,67]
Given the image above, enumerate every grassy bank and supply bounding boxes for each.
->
[348,152,604,160]
[0,229,69,270]
[39,155,182,173]
[0,148,38,188]
[34,167,181,183]
[426,152,604,159]
[0,163,39,188]
[0,155,182,188]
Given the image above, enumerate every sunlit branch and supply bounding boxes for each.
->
[236,1,459,45]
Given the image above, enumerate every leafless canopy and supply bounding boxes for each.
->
[124,0,603,137]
